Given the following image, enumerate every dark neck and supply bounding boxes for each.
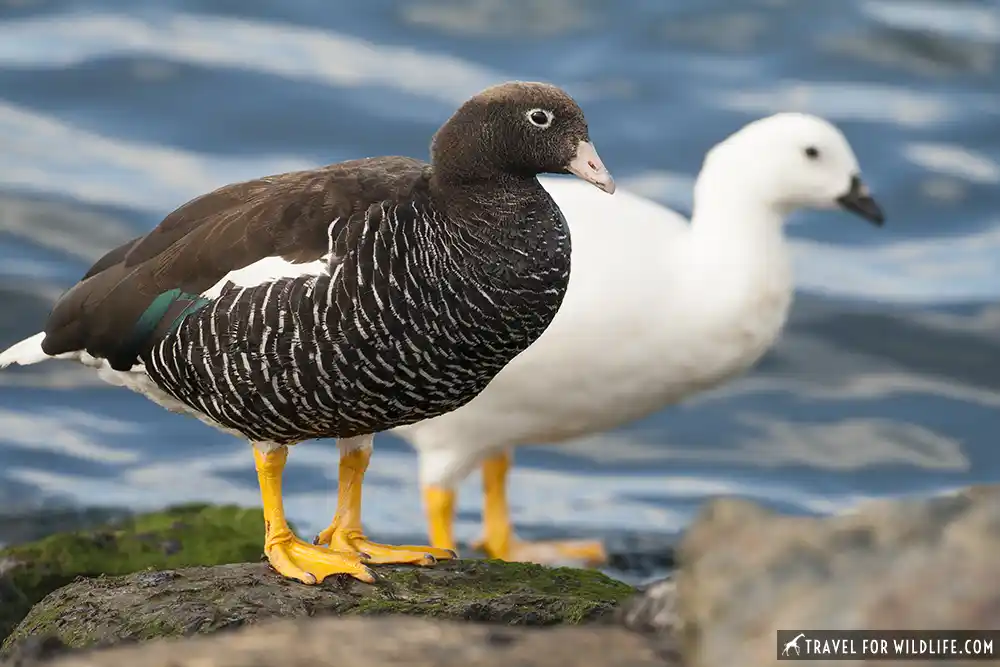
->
[430,171,552,227]
[424,170,570,300]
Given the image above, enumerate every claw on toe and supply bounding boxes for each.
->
[402,546,458,561]
[364,542,459,565]
[266,537,376,584]
[314,529,457,566]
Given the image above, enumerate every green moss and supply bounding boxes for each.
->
[0,503,271,644]
[127,615,183,642]
[349,559,635,624]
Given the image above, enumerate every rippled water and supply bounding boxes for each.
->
[1,0,998,582]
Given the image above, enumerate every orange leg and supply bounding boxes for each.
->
[314,440,457,565]
[422,485,459,554]
[472,449,608,566]
[253,445,375,584]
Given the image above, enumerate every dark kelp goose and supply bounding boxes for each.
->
[0,81,615,584]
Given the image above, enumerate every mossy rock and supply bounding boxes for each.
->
[0,503,267,646]
[2,560,635,655]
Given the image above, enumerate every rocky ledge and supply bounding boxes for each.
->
[3,559,632,651]
[5,483,1000,667]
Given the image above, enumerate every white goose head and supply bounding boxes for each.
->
[695,112,885,226]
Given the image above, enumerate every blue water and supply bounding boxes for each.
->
[1,0,999,582]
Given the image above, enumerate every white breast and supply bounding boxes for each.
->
[394,177,795,487]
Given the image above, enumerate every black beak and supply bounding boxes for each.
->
[836,175,885,226]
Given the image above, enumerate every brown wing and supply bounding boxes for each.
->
[81,237,142,281]
[42,156,431,370]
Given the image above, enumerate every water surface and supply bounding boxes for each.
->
[1,0,998,583]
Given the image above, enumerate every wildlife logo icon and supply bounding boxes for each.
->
[783,633,806,657]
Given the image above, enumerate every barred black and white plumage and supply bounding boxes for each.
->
[143,191,571,444]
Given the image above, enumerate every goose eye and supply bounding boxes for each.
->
[527,109,554,128]
[804,146,820,159]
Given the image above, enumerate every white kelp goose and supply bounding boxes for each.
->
[0,81,616,585]
[393,113,885,566]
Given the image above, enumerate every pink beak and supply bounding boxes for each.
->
[566,140,616,194]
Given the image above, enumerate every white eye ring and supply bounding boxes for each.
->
[526,108,554,128]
